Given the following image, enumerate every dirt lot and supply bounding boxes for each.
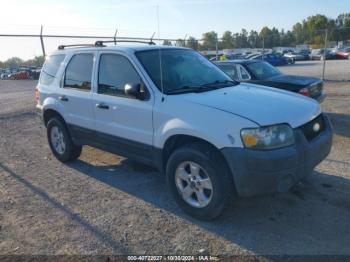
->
[0,78,350,256]
[278,59,350,81]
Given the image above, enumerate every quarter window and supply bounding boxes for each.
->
[98,54,141,97]
[64,54,93,91]
[239,65,251,80]
[40,54,65,85]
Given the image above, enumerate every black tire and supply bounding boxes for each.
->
[47,117,82,162]
[166,143,235,220]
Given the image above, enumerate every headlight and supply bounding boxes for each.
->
[241,124,294,150]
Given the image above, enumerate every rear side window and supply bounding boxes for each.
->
[64,54,93,91]
[98,54,141,97]
[40,54,65,85]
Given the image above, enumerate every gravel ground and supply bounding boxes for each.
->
[278,59,350,81]
[0,79,350,256]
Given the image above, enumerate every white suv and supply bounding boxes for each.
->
[36,42,332,220]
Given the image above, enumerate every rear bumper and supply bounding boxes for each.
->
[221,114,333,197]
[36,104,43,111]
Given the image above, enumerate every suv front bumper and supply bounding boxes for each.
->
[221,114,333,197]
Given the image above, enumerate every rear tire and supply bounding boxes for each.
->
[166,143,234,220]
[47,117,82,162]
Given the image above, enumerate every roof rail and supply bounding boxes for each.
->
[58,44,96,50]
[94,40,156,46]
[58,39,156,50]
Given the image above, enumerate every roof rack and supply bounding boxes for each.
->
[58,44,96,50]
[94,40,156,46]
[58,39,156,50]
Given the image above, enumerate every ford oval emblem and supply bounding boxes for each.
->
[313,123,320,132]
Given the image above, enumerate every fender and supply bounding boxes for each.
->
[42,97,67,121]
[154,118,221,149]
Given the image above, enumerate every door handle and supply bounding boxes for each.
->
[59,95,69,102]
[96,103,109,110]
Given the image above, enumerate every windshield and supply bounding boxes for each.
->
[246,61,281,80]
[136,49,235,94]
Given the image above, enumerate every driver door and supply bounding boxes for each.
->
[91,52,154,162]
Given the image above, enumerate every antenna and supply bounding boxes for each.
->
[157,5,165,101]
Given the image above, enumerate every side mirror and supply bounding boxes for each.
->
[124,83,146,100]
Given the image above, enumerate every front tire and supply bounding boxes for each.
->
[166,143,234,220]
[47,117,82,162]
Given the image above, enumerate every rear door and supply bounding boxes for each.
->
[91,52,154,163]
[59,53,96,140]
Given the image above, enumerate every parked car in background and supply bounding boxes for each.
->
[0,67,42,80]
[1,69,9,79]
[1,68,18,80]
[284,51,310,61]
[13,69,30,80]
[215,59,326,103]
[30,67,42,80]
[335,47,350,59]
[249,53,289,66]
[209,54,245,61]
[245,53,261,59]
[310,49,336,60]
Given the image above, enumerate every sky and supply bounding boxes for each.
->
[0,0,349,60]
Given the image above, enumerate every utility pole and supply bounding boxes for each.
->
[322,29,328,81]
[114,29,118,45]
[215,36,219,61]
[40,25,46,57]
[262,37,265,61]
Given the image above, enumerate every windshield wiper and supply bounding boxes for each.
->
[166,85,208,94]
[203,79,238,87]
[166,80,238,95]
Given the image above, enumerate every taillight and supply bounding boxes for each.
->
[35,87,40,104]
[299,88,310,97]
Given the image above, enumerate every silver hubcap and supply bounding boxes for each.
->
[50,126,66,155]
[175,161,213,208]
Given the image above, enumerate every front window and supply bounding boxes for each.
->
[217,64,239,81]
[98,54,141,98]
[246,61,281,80]
[136,49,235,94]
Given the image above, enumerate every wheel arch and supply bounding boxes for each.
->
[161,134,227,173]
[43,108,66,127]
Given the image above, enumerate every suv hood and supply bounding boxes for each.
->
[184,83,321,128]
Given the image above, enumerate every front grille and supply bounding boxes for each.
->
[299,114,325,141]
[309,81,323,97]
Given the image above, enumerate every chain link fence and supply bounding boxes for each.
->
[0,26,350,81]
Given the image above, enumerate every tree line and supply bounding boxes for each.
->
[0,56,45,69]
[165,13,350,50]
